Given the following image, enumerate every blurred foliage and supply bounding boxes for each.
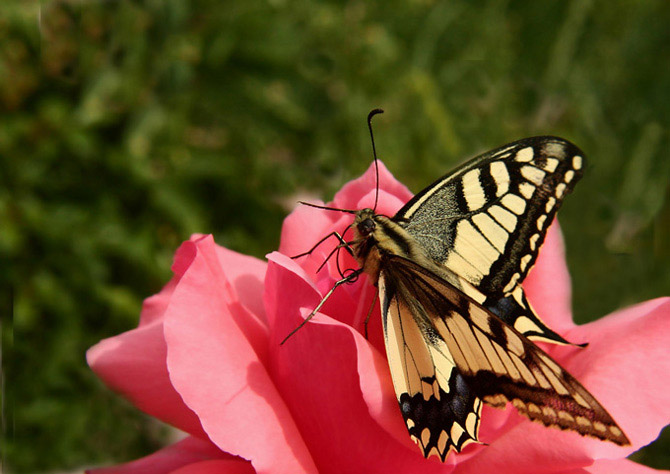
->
[1,0,669,471]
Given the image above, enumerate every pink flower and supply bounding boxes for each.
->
[88,162,670,474]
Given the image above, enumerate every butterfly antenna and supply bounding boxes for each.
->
[298,201,357,214]
[367,108,384,212]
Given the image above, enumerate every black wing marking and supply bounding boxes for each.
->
[384,255,630,448]
[379,272,483,461]
[394,136,584,345]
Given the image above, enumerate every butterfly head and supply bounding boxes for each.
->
[355,208,377,237]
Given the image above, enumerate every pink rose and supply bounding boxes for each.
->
[88,162,670,474]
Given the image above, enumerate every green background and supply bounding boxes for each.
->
[3,0,669,471]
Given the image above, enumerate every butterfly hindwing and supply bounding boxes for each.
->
[379,272,482,461]
[383,254,629,447]
[394,136,585,345]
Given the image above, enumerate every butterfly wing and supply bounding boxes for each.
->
[380,254,629,459]
[379,271,483,461]
[394,136,585,345]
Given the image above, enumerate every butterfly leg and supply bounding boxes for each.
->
[280,268,363,345]
[292,230,358,279]
[316,239,357,275]
[291,231,354,259]
[363,292,378,339]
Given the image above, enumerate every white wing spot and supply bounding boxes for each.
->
[593,421,607,433]
[536,215,547,230]
[446,251,485,282]
[472,213,508,253]
[527,402,541,414]
[529,233,540,250]
[515,147,534,162]
[542,406,557,418]
[465,412,478,436]
[555,183,567,198]
[488,205,517,232]
[489,161,509,197]
[501,194,526,215]
[520,254,532,272]
[421,427,431,447]
[438,430,449,453]
[610,425,623,437]
[564,170,575,183]
[514,316,544,336]
[543,157,559,172]
[519,182,535,199]
[454,219,500,265]
[573,155,583,170]
[503,273,520,293]
[521,165,546,185]
[576,415,591,428]
[462,169,487,211]
[558,411,575,422]
[450,423,464,445]
[545,197,556,213]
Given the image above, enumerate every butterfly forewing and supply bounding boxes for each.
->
[394,136,585,345]
[384,255,629,447]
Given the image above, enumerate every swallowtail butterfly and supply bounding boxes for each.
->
[286,110,629,461]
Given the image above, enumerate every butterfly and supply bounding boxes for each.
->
[285,110,630,461]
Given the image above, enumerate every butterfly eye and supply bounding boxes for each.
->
[357,218,376,236]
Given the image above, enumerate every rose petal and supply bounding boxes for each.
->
[138,236,207,327]
[583,458,670,474]
[86,436,227,474]
[561,298,670,456]
[170,459,256,474]
[523,222,575,333]
[163,237,317,474]
[213,243,268,322]
[332,161,413,212]
[86,320,205,438]
[139,277,179,326]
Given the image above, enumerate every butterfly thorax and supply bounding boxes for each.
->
[352,208,436,284]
